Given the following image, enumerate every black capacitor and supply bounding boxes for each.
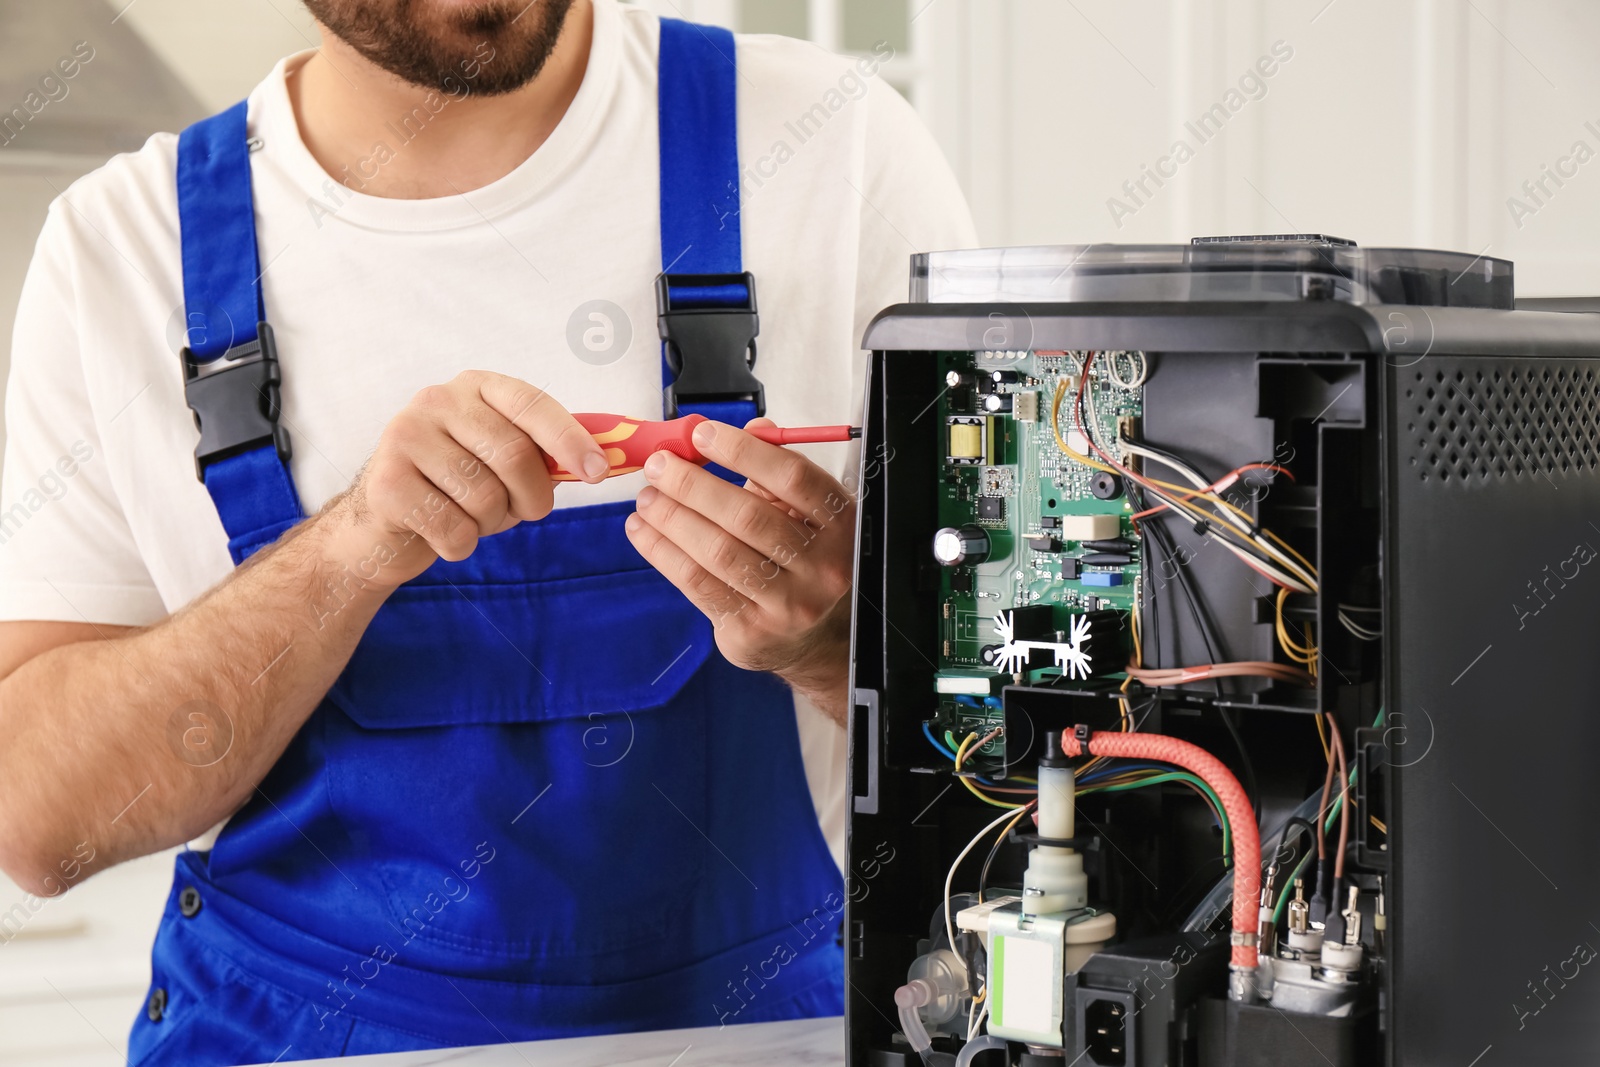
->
[982,392,1013,414]
[1083,538,1138,553]
[1082,552,1134,566]
[990,369,1023,385]
[933,524,991,567]
[1090,471,1125,500]
[946,369,978,389]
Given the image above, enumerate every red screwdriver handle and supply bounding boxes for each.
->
[545,413,707,481]
[545,414,859,481]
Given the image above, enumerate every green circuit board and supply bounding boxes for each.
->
[934,350,1145,687]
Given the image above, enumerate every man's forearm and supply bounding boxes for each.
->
[0,498,412,895]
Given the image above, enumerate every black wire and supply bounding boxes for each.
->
[977,801,1035,902]
[1273,816,1318,867]
[1140,496,1262,815]
[1127,482,1160,671]
[1084,364,1258,814]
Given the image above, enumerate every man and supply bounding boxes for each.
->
[0,0,972,1062]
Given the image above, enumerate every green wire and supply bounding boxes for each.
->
[1271,757,1364,924]
[1267,710,1395,930]
[1080,772,1233,860]
[1271,846,1317,926]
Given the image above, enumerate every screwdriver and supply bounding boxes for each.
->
[545,413,862,481]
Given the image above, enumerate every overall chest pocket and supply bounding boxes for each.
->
[319,508,725,970]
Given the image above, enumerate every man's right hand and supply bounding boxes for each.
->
[333,370,614,583]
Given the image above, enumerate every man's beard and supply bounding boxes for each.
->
[303,0,577,96]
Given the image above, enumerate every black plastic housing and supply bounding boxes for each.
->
[847,279,1600,1065]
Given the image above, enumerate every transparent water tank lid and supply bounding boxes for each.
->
[911,235,1514,309]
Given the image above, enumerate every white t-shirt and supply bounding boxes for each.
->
[0,0,976,870]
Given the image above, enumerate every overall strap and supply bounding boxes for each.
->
[656,19,765,432]
[176,100,302,564]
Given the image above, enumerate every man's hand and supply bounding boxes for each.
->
[624,417,856,725]
[341,370,613,583]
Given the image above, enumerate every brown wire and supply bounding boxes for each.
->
[1125,661,1313,687]
[1329,713,1351,881]
[1317,721,1338,862]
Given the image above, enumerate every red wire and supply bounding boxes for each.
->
[1129,463,1296,520]
[1064,728,1261,971]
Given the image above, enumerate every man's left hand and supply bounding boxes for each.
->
[624,418,855,725]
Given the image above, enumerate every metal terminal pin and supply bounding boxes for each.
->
[1343,885,1363,946]
[1288,879,1309,936]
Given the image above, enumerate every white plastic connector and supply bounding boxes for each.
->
[1022,758,1088,916]
[1058,513,1121,542]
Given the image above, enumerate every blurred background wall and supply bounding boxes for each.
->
[2,0,1599,1062]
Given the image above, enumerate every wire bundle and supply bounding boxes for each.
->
[1049,350,1324,684]
[1050,353,1317,594]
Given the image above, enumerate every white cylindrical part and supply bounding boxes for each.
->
[1036,763,1075,840]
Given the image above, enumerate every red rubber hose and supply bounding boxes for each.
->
[1063,728,1260,970]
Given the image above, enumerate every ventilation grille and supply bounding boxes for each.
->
[1406,362,1600,483]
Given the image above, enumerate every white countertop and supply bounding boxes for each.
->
[252,1016,845,1067]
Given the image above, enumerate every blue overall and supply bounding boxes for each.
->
[129,21,844,1065]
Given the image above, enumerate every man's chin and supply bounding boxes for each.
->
[306,0,575,96]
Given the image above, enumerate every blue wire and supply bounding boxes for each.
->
[922,720,1031,789]
[922,720,960,761]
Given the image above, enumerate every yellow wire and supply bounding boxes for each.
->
[1370,815,1388,835]
[1051,373,1310,578]
[1051,379,1308,590]
[1275,588,1316,660]
[1314,709,1331,762]
[1274,587,1318,680]
[1264,528,1318,583]
[955,732,1028,809]
[1051,377,1118,473]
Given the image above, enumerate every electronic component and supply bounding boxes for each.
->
[961,733,1118,1049]
[1090,471,1124,500]
[1083,538,1137,552]
[980,467,1016,497]
[1057,513,1121,542]
[933,525,990,567]
[990,608,1123,678]
[934,671,1000,695]
[845,237,1529,1067]
[946,417,985,463]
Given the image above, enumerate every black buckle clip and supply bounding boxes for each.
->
[656,271,764,418]
[181,321,292,481]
